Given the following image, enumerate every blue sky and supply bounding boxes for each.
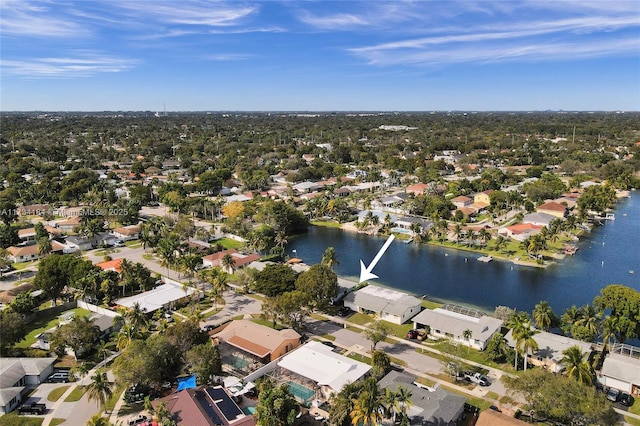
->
[1,1,639,111]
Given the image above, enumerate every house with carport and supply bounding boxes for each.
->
[344,284,422,324]
[412,304,502,350]
[598,344,640,395]
[0,357,56,414]
[504,329,593,373]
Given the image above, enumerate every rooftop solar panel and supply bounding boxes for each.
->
[194,390,223,425]
[206,387,243,421]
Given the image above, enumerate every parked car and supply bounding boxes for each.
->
[321,341,337,349]
[113,240,125,247]
[416,329,428,341]
[620,392,634,407]
[406,329,418,339]
[128,414,148,425]
[18,402,46,415]
[47,372,69,383]
[463,371,491,387]
[338,306,352,317]
[202,324,216,332]
[606,388,620,402]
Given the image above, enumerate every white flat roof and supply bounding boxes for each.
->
[115,282,196,313]
[277,341,370,392]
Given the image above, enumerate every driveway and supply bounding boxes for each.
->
[202,291,262,326]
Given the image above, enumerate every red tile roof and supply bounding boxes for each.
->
[97,258,123,273]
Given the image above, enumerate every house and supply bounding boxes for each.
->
[202,249,260,273]
[522,212,557,228]
[378,370,466,425]
[17,228,37,243]
[6,241,65,263]
[344,285,422,325]
[598,344,640,395]
[0,357,56,414]
[357,210,398,225]
[112,224,140,241]
[212,320,301,373]
[394,217,433,233]
[292,181,323,194]
[504,330,593,373]
[114,280,199,314]
[63,235,95,252]
[275,341,371,400]
[152,385,256,426]
[412,304,503,350]
[56,216,82,233]
[450,196,473,208]
[473,190,494,205]
[333,186,352,197]
[406,183,429,196]
[96,258,123,273]
[536,201,567,218]
[37,311,121,352]
[499,223,543,242]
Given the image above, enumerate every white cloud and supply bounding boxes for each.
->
[113,1,257,27]
[297,11,370,30]
[2,52,138,77]
[0,0,88,38]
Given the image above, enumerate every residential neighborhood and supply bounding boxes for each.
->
[0,111,639,426]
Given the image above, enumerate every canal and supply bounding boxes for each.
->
[288,193,640,315]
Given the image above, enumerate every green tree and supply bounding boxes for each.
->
[185,343,222,385]
[50,315,100,359]
[560,345,594,385]
[9,291,37,316]
[515,324,539,371]
[255,382,299,426]
[294,263,338,311]
[86,371,113,414]
[253,264,298,297]
[364,320,391,352]
[85,414,113,426]
[371,350,391,379]
[503,369,617,425]
[262,290,311,330]
[0,309,27,352]
[350,385,384,426]
[593,284,640,343]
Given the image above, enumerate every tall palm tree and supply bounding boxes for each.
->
[221,253,236,273]
[85,414,113,426]
[516,324,539,371]
[507,312,529,370]
[321,247,340,270]
[600,315,620,351]
[561,345,593,385]
[561,305,581,336]
[576,304,600,339]
[462,329,473,352]
[37,237,52,257]
[393,386,413,423]
[86,371,113,414]
[532,301,555,331]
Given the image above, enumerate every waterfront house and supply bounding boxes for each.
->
[378,370,466,425]
[412,304,503,350]
[0,357,56,414]
[598,344,640,395]
[504,330,593,373]
[499,223,543,242]
[212,320,300,374]
[536,201,567,218]
[344,284,422,325]
[522,212,557,227]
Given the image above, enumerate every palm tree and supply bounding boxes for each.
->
[393,386,413,424]
[493,235,507,252]
[516,324,539,371]
[86,371,113,414]
[321,246,340,270]
[561,345,593,385]
[350,388,384,426]
[532,301,555,331]
[37,237,52,257]
[507,311,530,370]
[600,315,620,351]
[462,329,473,352]
[576,304,600,339]
[221,253,235,274]
[561,305,581,336]
[96,340,112,364]
[85,414,113,426]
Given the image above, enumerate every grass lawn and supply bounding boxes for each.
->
[47,385,70,402]
[440,385,492,411]
[124,240,141,247]
[383,322,414,339]
[347,353,371,364]
[0,415,65,426]
[311,220,342,228]
[15,307,92,349]
[215,238,244,250]
[250,316,285,330]
[628,399,640,416]
[64,386,87,402]
[625,417,640,426]
[142,254,154,260]
[105,385,125,413]
[12,261,37,271]
[321,334,336,341]
[421,300,443,310]
[347,312,373,326]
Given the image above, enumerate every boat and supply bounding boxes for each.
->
[405,237,414,244]
[478,255,493,263]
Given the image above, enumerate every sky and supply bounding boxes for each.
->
[1,0,639,111]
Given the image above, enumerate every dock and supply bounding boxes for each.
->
[478,255,493,263]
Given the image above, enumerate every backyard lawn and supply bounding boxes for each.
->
[15,307,92,349]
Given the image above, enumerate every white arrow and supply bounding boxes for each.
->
[359,234,395,283]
